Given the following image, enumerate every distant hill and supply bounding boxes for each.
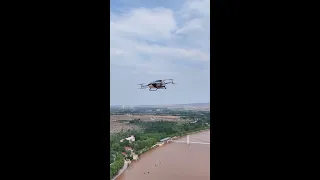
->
[111,103,210,110]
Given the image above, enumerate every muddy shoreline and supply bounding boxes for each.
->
[115,129,210,180]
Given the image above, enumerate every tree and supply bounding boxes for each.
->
[121,139,129,146]
[111,143,121,152]
[134,133,141,141]
[125,150,131,157]
[115,153,123,161]
[137,140,145,150]
[132,142,139,151]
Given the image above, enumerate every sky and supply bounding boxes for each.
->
[110,0,210,105]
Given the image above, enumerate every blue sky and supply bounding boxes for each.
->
[110,0,210,105]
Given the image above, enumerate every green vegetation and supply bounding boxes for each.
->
[110,153,124,179]
[109,110,210,179]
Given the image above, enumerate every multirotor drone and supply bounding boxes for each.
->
[138,79,177,91]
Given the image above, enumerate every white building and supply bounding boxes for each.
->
[126,135,135,142]
[120,135,135,143]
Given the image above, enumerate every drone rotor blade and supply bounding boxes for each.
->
[165,81,177,84]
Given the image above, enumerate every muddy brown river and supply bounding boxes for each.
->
[116,130,210,180]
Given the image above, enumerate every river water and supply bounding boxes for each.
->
[116,130,210,180]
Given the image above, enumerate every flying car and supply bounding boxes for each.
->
[138,79,176,91]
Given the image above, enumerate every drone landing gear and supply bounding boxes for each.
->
[149,88,157,91]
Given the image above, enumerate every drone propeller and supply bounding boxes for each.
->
[163,79,177,85]
[138,83,148,89]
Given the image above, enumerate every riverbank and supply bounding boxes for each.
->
[137,127,210,155]
[112,128,210,180]
[111,160,129,180]
[183,128,210,136]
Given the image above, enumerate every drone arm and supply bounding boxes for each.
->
[165,81,176,85]
[138,83,149,89]
[163,79,175,83]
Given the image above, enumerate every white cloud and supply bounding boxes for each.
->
[175,18,205,34]
[110,48,127,55]
[135,44,209,61]
[110,0,210,105]
[111,8,177,41]
[178,0,210,18]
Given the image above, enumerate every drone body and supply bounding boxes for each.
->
[138,79,176,91]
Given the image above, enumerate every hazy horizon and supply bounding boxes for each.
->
[110,102,210,106]
[110,0,210,105]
